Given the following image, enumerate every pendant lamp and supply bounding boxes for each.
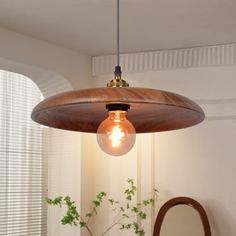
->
[31,0,205,156]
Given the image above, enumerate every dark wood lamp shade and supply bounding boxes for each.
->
[31,87,205,133]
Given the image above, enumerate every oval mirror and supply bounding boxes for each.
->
[153,197,211,236]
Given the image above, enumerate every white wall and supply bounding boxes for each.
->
[1,25,236,236]
[47,129,82,236]
[0,26,92,90]
[80,133,140,236]
[90,64,236,236]
[0,26,92,236]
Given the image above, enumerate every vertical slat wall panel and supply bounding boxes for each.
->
[92,44,236,76]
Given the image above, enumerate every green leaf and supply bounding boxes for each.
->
[132,207,139,213]
[109,199,114,205]
[86,213,92,217]
[120,206,124,212]
[138,229,145,236]
[143,200,150,206]
[79,221,86,228]
[122,213,129,218]
[46,196,63,206]
[127,178,134,185]
[93,200,100,207]
[139,211,146,219]
[120,223,132,230]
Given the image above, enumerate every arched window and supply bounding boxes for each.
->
[0,70,47,235]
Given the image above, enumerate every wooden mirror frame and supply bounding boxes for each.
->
[153,197,211,236]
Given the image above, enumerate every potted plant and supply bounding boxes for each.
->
[47,179,158,236]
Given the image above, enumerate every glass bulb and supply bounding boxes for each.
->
[97,110,136,156]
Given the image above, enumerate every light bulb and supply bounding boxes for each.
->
[97,107,136,156]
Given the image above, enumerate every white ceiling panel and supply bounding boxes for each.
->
[0,0,235,55]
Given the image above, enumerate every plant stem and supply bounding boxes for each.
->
[80,216,93,236]
[101,222,120,236]
[101,216,126,236]
[85,225,93,236]
[112,209,122,223]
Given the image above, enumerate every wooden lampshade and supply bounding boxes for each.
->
[31,87,205,133]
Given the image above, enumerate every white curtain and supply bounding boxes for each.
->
[0,70,47,235]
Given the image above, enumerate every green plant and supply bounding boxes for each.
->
[46,178,158,236]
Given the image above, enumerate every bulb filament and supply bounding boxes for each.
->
[108,125,125,147]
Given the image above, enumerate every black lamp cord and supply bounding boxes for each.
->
[115,0,121,77]
[117,0,120,67]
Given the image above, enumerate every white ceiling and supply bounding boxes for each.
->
[0,0,235,55]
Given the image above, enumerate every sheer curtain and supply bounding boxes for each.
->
[0,70,47,235]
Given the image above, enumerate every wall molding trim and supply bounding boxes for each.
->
[197,98,236,120]
[92,44,236,76]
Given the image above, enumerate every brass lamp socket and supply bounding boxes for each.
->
[107,66,129,87]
